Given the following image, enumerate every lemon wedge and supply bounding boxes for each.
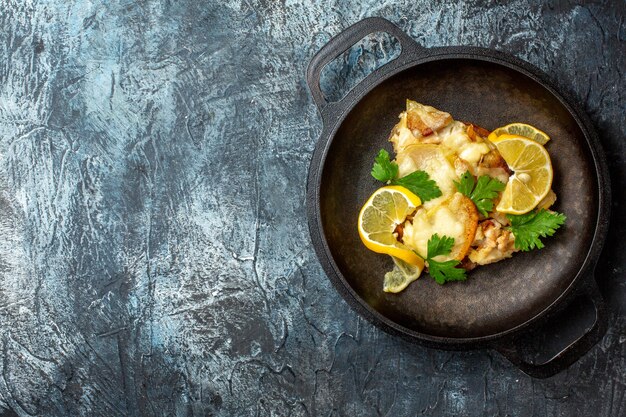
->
[488,123,550,145]
[493,135,553,214]
[383,256,423,293]
[358,185,424,266]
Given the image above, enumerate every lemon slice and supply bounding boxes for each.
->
[383,256,423,293]
[494,135,553,214]
[488,123,550,145]
[358,185,424,266]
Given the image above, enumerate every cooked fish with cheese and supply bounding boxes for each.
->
[468,219,516,266]
[391,100,510,184]
[395,144,458,201]
[402,192,478,261]
[358,100,565,292]
[390,101,559,280]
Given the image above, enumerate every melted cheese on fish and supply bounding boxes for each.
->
[387,101,514,267]
[393,119,491,168]
[402,193,478,261]
[392,113,419,151]
[395,144,458,204]
[438,121,491,166]
[392,119,493,207]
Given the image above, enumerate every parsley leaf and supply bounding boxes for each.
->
[453,170,475,196]
[371,149,398,182]
[424,233,467,285]
[371,149,442,202]
[428,259,467,284]
[454,170,505,217]
[472,176,506,216]
[427,233,455,258]
[392,171,442,202]
[506,209,567,251]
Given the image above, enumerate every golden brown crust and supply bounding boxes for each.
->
[392,104,514,266]
[454,194,479,261]
[480,149,511,173]
[437,193,479,261]
[406,101,453,137]
[461,122,492,139]
[407,111,434,136]
[460,256,477,271]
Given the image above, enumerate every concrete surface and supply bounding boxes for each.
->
[0,1,624,416]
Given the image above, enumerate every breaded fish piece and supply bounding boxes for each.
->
[389,100,540,269]
[389,100,453,153]
[395,143,459,200]
[402,192,479,261]
[390,101,499,182]
[405,100,453,137]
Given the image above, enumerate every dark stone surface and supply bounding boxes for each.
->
[0,1,623,416]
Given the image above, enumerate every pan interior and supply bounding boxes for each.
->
[319,58,598,339]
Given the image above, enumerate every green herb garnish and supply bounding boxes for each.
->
[371,149,398,182]
[371,149,442,202]
[506,209,566,251]
[424,234,467,284]
[454,170,506,217]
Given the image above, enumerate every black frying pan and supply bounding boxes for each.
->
[306,18,611,378]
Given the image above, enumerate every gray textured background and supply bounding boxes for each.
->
[0,1,624,416]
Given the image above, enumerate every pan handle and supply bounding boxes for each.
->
[306,17,424,121]
[495,276,608,379]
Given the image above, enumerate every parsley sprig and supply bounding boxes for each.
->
[506,209,566,251]
[371,149,442,202]
[454,170,506,217]
[424,234,467,284]
[371,149,398,182]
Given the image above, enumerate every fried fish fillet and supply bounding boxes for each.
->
[402,192,479,261]
[405,100,453,138]
[390,100,510,184]
[389,100,557,269]
[395,143,459,200]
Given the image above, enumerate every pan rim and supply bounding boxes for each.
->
[307,47,610,347]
